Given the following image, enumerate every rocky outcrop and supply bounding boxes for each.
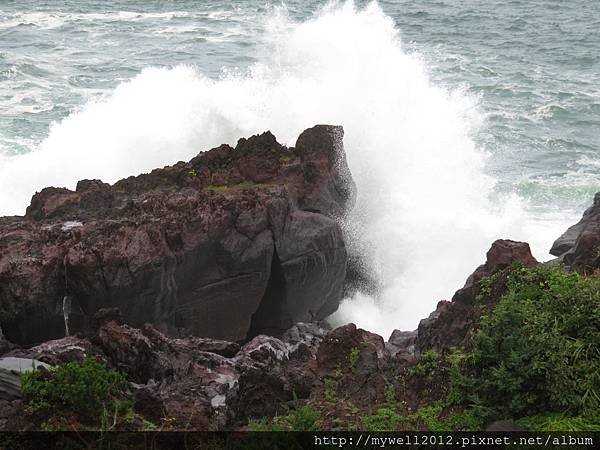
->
[386,329,417,362]
[550,192,600,272]
[0,125,355,346]
[416,239,539,353]
[4,310,329,430]
[312,324,390,409]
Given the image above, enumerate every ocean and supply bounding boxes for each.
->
[1,0,598,336]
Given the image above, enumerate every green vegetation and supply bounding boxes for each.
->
[204,184,230,192]
[475,271,500,301]
[349,347,360,371]
[250,265,599,432]
[279,153,296,162]
[451,265,600,426]
[249,396,321,431]
[361,406,404,431]
[360,400,482,432]
[517,413,600,431]
[21,358,133,430]
[409,350,439,379]
[323,378,338,401]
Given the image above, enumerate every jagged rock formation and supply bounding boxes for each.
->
[550,192,600,271]
[415,239,539,353]
[0,125,355,346]
[3,308,331,430]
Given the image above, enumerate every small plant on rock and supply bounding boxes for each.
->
[409,350,440,379]
[21,357,131,429]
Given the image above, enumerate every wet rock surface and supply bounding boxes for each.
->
[551,192,600,271]
[0,125,355,346]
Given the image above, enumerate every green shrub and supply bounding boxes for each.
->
[349,347,360,371]
[441,408,483,431]
[361,406,404,431]
[409,350,440,379]
[453,265,600,422]
[323,378,338,401]
[249,396,321,431]
[21,358,130,428]
[517,413,600,431]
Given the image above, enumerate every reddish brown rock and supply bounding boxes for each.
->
[0,125,355,346]
[550,192,600,272]
[76,312,328,429]
[416,239,539,353]
[312,323,390,408]
[0,399,22,431]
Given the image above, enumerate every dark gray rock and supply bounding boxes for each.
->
[0,369,21,401]
[0,125,355,346]
[0,357,51,402]
[386,329,417,359]
[550,192,600,271]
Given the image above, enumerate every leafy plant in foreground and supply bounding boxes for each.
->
[21,357,131,429]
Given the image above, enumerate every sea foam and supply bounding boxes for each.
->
[0,1,566,335]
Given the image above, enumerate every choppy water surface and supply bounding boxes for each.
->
[1,0,598,334]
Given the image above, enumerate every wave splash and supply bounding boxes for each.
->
[0,1,556,335]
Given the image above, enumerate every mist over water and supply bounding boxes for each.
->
[1,1,597,336]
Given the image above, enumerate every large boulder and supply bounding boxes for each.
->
[550,192,600,271]
[0,125,355,346]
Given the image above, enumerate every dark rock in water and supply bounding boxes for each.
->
[416,239,539,353]
[550,192,600,271]
[0,125,355,346]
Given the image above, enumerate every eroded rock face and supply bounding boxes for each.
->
[416,239,539,353]
[550,192,600,272]
[0,125,355,346]
[6,336,101,366]
[313,323,390,407]
[93,314,328,429]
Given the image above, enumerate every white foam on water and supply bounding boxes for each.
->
[0,1,571,336]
